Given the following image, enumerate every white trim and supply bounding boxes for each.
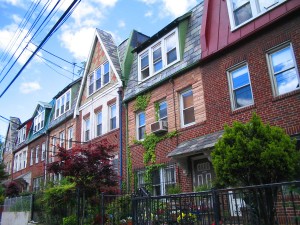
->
[179,88,196,128]
[138,28,180,83]
[55,89,71,119]
[136,111,146,140]
[226,0,286,31]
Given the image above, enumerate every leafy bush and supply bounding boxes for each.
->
[63,215,77,225]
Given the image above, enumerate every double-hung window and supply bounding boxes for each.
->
[34,108,45,133]
[30,149,34,165]
[59,131,65,147]
[267,43,299,96]
[88,62,110,95]
[136,112,146,140]
[158,100,167,121]
[138,29,179,82]
[55,90,71,118]
[51,136,56,162]
[96,111,102,136]
[35,145,39,164]
[17,126,26,144]
[228,64,254,110]
[68,127,73,149]
[84,118,90,142]
[180,88,195,127]
[227,0,286,29]
[41,142,46,161]
[109,104,117,130]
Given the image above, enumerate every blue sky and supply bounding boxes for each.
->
[0,0,200,141]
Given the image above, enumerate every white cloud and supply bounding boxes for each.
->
[60,27,95,61]
[139,0,158,4]
[118,20,126,28]
[92,0,118,7]
[0,0,26,7]
[145,10,153,17]
[20,81,41,94]
[11,14,22,24]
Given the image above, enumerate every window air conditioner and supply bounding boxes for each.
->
[150,120,168,134]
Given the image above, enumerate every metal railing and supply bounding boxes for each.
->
[3,195,32,212]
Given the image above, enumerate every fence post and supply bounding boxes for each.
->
[131,193,136,225]
[31,194,34,221]
[212,188,220,225]
[101,193,104,225]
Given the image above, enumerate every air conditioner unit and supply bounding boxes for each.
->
[151,120,168,134]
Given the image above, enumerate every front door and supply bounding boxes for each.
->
[192,157,213,188]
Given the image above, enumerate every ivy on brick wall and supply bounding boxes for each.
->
[134,93,151,111]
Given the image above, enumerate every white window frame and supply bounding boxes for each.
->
[41,142,46,161]
[30,148,34,166]
[59,131,65,148]
[87,62,110,96]
[84,118,90,142]
[266,43,300,97]
[35,145,39,164]
[226,0,286,30]
[55,89,71,118]
[180,88,196,128]
[136,111,146,140]
[227,63,254,110]
[34,109,45,133]
[67,127,73,149]
[17,126,26,144]
[96,111,102,137]
[109,104,117,131]
[138,28,180,82]
[51,136,56,163]
[157,100,168,121]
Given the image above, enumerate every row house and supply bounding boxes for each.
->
[123,0,300,195]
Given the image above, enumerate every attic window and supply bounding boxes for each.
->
[34,110,45,133]
[88,62,110,96]
[138,28,179,82]
[55,89,71,118]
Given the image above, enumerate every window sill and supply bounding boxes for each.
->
[231,104,256,115]
[272,89,300,102]
[88,82,110,97]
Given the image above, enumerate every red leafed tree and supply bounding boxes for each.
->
[48,141,118,193]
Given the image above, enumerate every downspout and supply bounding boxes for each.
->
[45,130,49,184]
[117,87,123,192]
[124,102,130,192]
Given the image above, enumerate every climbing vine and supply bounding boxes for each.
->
[134,93,151,111]
[154,102,160,121]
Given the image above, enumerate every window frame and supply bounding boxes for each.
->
[226,0,286,30]
[35,145,39,164]
[55,89,72,118]
[157,100,168,121]
[109,104,117,131]
[41,142,46,161]
[266,43,300,97]
[84,118,90,142]
[138,28,180,83]
[227,63,254,110]
[59,131,65,148]
[179,88,196,128]
[17,126,26,144]
[136,111,146,141]
[33,109,45,133]
[30,148,34,166]
[67,127,73,149]
[96,111,103,136]
[87,62,110,96]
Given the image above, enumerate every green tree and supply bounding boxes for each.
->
[212,113,300,225]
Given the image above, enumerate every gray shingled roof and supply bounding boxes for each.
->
[96,29,122,79]
[124,2,203,101]
[167,130,224,158]
[118,38,129,69]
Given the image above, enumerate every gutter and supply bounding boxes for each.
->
[117,88,123,192]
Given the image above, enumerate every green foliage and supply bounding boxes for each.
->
[63,215,77,225]
[145,164,164,189]
[8,196,31,212]
[166,185,181,195]
[212,113,300,187]
[194,184,210,192]
[134,93,151,111]
[154,102,160,121]
[105,195,132,224]
[0,163,8,182]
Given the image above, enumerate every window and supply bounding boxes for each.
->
[109,104,117,130]
[103,62,110,85]
[227,0,286,29]
[96,112,102,136]
[138,29,179,82]
[55,90,71,118]
[180,89,195,127]
[30,148,34,165]
[22,150,27,169]
[51,136,56,163]
[17,126,26,144]
[88,62,110,95]
[35,145,39,163]
[14,155,18,172]
[34,108,45,133]
[59,131,65,147]
[33,176,44,192]
[68,127,73,149]
[136,112,146,140]
[267,44,299,96]
[84,118,90,142]
[157,100,167,121]
[136,165,176,196]
[41,142,46,161]
[228,64,254,110]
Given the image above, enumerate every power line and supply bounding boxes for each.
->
[0,0,82,98]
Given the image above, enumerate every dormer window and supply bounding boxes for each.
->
[227,0,286,29]
[138,28,179,82]
[55,89,71,118]
[17,126,27,144]
[88,62,110,96]
[34,108,45,133]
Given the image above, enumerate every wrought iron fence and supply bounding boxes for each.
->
[100,181,300,225]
